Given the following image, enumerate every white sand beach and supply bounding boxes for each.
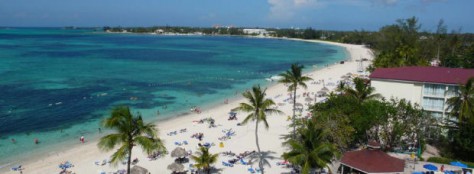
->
[5,39,374,174]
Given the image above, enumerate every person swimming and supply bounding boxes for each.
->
[34,138,39,144]
[11,138,16,144]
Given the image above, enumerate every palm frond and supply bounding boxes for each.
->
[98,133,123,151]
[109,144,130,165]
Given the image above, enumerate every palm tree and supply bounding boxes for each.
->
[98,106,166,174]
[232,85,282,174]
[336,81,347,93]
[278,64,313,137]
[190,146,219,174]
[446,77,474,123]
[344,77,382,103]
[282,120,339,174]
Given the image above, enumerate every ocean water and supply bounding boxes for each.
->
[0,28,347,166]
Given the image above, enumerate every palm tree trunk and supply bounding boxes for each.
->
[255,120,264,174]
[292,87,297,138]
[127,146,132,174]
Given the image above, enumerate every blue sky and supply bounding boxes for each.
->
[0,0,473,32]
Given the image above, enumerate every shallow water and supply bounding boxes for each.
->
[0,28,347,165]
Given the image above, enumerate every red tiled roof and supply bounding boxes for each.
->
[340,149,405,173]
[369,67,474,85]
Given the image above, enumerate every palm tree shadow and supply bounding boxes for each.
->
[209,167,223,174]
[246,150,278,168]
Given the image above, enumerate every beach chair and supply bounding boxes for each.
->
[240,158,248,165]
[248,167,256,173]
[183,140,188,145]
[222,161,234,167]
[175,141,182,146]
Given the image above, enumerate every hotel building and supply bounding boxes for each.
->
[369,67,474,122]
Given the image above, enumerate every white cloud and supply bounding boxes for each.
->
[267,0,319,21]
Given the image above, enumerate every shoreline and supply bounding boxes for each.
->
[3,39,372,174]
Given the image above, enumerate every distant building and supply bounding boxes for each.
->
[155,29,164,34]
[370,67,474,122]
[243,29,268,35]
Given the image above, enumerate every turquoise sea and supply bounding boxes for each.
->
[0,28,347,167]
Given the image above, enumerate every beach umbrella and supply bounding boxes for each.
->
[167,162,185,172]
[131,165,148,174]
[423,164,438,171]
[295,103,303,108]
[321,87,329,92]
[171,147,187,158]
[317,91,327,97]
[450,161,468,168]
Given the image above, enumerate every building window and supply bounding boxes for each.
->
[446,86,459,97]
[423,84,445,97]
[422,97,444,111]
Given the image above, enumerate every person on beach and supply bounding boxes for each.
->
[80,136,85,143]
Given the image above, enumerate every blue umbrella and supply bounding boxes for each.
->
[450,161,468,168]
[423,164,438,171]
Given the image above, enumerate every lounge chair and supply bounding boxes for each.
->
[222,161,234,167]
[248,167,256,173]
[240,158,248,165]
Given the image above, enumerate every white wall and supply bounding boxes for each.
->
[371,79,423,105]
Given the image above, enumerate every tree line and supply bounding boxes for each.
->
[104,16,473,69]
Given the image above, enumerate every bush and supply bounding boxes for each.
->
[427,157,474,168]
[427,157,451,164]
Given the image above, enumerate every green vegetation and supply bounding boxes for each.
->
[232,85,282,174]
[310,79,432,151]
[190,146,219,174]
[278,64,312,138]
[447,77,474,122]
[98,106,166,174]
[444,77,474,161]
[103,26,244,35]
[282,120,339,174]
[344,78,381,103]
[104,16,474,69]
[281,77,433,172]
[280,76,474,167]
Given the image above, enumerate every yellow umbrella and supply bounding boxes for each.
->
[219,142,224,148]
